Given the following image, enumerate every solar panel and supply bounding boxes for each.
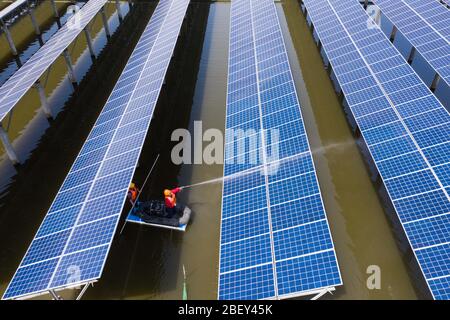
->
[2,0,190,300]
[218,0,342,300]
[372,0,450,87]
[0,0,28,21]
[0,0,109,124]
[303,0,450,300]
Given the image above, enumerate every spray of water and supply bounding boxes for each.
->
[181,139,355,189]
[181,166,261,189]
[310,139,355,156]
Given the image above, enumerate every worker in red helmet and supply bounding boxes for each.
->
[164,187,182,218]
[128,182,140,205]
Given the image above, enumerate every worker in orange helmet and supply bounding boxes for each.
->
[164,187,182,218]
[128,182,140,205]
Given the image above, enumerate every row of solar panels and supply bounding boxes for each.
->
[2,0,191,300]
[303,0,450,300]
[373,0,449,88]
[219,0,342,300]
[0,0,111,123]
[0,0,28,21]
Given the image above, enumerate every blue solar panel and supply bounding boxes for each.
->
[218,0,342,300]
[0,0,109,123]
[0,0,28,21]
[373,0,450,87]
[2,0,190,300]
[303,0,450,300]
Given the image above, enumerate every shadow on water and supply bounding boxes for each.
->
[0,2,156,297]
[83,2,211,300]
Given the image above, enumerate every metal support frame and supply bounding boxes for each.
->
[50,0,61,27]
[363,0,369,9]
[274,287,336,300]
[327,61,333,76]
[0,124,19,165]
[431,73,441,93]
[115,0,123,23]
[311,288,335,300]
[49,290,62,300]
[34,81,52,118]
[318,40,322,52]
[50,0,59,18]
[84,28,96,60]
[338,90,345,103]
[76,282,93,300]
[389,25,397,43]
[62,49,77,84]
[1,19,18,56]
[407,47,416,64]
[28,6,41,36]
[100,7,111,39]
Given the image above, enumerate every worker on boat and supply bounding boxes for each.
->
[128,182,140,205]
[164,187,182,218]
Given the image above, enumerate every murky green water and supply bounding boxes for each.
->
[0,1,421,300]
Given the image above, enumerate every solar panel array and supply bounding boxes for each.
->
[0,0,109,123]
[0,0,28,21]
[372,0,450,87]
[218,0,342,300]
[2,0,190,300]
[303,0,450,300]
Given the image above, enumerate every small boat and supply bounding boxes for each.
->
[126,200,192,232]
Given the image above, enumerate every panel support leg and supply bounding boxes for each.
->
[0,125,19,165]
[100,7,111,39]
[327,63,333,76]
[363,0,369,9]
[389,26,397,43]
[63,50,77,85]
[28,7,41,36]
[407,47,416,64]
[1,21,18,56]
[50,0,59,17]
[84,28,96,60]
[34,82,52,118]
[115,0,123,23]
[49,290,62,300]
[318,40,322,52]
[76,283,91,300]
[339,90,345,103]
[50,0,61,27]
[431,73,441,93]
